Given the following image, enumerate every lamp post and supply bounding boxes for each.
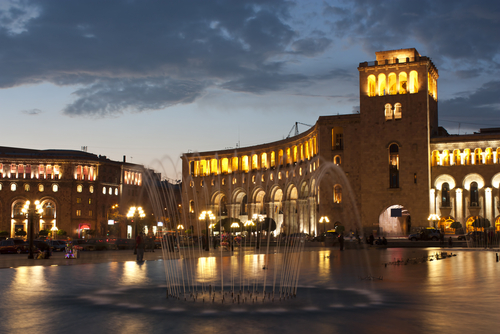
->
[319,216,329,235]
[22,200,43,259]
[127,206,145,254]
[230,222,240,251]
[252,214,264,249]
[51,226,58,240]
[199,211,215,251]
[428,214,440,229]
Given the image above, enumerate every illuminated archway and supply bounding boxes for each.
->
[379,205,410,236]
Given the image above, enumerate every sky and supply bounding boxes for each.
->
[0,0,499,180]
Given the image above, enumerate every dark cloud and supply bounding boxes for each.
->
[439,80,500,121]
[63,77,208,117]
[325,0,500,65]
[291,37,332,56]
[21,108,42,115]
[0,0,332,116]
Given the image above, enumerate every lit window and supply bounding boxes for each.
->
[232,178,237,185]
[409,71,418,93]
[334,185,342,203]
[24,184,30,192]
[0,183,2,191]
[189,200,195,213]
[334,156,341,165]
[242,156,249,173]
[252,175,256,184]
[299,168,302,176]
[39,184,44,192]
[385,104,393,120]
[108,187,112,195]
[77,198,82,204]
[77,184,83,193]
[89,185,94,193]
[52,184,58,192]
[286,171,289,178]
[367,75,376,97]
[388,73,397,95]
[11,183,16,191]
[389,144,400,188]
[88,198,92,204]
[252,154,259,170]
[114,188,118,195]
[200,180,204,187]
[278,172,282,180]
[222,178,226,185]
[270,173,274,181]
[394,103,402,119]
[211,179,215,186]
[261,175,265,182]
[232,157,239,172]
[378,73,386,96]
[102,187,106,194]
[442,183,450,207]
[399,72,407,94]
[76,210,81,217]
[221,158,229,174]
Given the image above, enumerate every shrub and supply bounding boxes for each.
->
[15,230,27,237]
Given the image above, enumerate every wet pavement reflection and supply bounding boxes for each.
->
[0,248,499,334]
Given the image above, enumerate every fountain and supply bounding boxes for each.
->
[142,157,369,308]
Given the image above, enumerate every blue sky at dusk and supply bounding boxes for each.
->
[0,0,499,180]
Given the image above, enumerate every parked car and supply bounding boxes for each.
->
[313,230,337,242]
[0,239,29,254]
[112,238,133,250]
[72,239,96,251]
[408,228,442,241]
[48,240,66,252]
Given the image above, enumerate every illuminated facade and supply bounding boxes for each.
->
[181,48,500,236]
[0,147,147,239]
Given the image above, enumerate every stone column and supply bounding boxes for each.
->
[456,188,463,225]
[429,189,436,215]
[485,188,493,225]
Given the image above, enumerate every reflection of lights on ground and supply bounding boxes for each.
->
[78,285,383,315]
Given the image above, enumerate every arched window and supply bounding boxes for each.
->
[442,183,450,207]
[11,183,16,191]
[464,149,471,165]
[385,104,393,120]
[278,150,284,166]
[293,146,298,163]
[305,142,310,160]
[399,72,408,94]
[497,148,500,164]
[77,184,83,193]
[409,71,418,93]
[474,148,482,165]
[43,202,55,219]
[89,185,94,193]
[453,149,461,165]
[52,184,58,192]
[24,184,30,192]
[442,150,450,166]
[252,154,259,170]
[389,144,399,188]
[394,103,402,119]
[334,185,342,203]
[286,148,292,165]
[221,158,229,174]
[388,73,397,95]
[485,148,493,165]
[232,157,239,172]
[367,75,377,97]
[270,152,276,168]
[210,159,218,175]
[378,73,386,96]
[13,202,25,217]
[261,153,268,169]
[431,150,440,166]
[241,156,249,172]
[334,155,341,165]
[470,182,479,206]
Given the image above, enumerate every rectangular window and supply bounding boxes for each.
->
[76,198,82,204]
[88,198,92,204]
[89,210,93,217]
[76,210,81,217]
[335,134,343,150]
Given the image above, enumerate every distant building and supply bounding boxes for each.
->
[0,147,156,239]
[181,48,500,236]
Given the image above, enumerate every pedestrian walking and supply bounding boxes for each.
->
[136,233,145,262]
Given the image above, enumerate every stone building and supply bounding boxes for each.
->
[0,146,152,239]
[181,48,500,236]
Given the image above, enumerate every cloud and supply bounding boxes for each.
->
[63,77,208,117]
[324,0,500,66]
[0,0,335,116]
[21,108,42,115]
[439,80,500,122]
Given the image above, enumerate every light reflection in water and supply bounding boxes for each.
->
[120,261,147,285]
[317,250,331,278]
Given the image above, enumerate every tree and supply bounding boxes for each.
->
[471,218,490,229]
[57,230,67,236]
[0,231,9,237]
[450,221,463,233]
[38,229,50,236]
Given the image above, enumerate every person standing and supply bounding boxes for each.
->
[136,233,145,262]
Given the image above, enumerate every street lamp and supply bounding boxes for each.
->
[199,210,215,251]
[21,200,43,259]
[319,216,330,235]
[127,206,145,254]
[252,214,265,249]
[51,226,58,240]
[428,214,440,229]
